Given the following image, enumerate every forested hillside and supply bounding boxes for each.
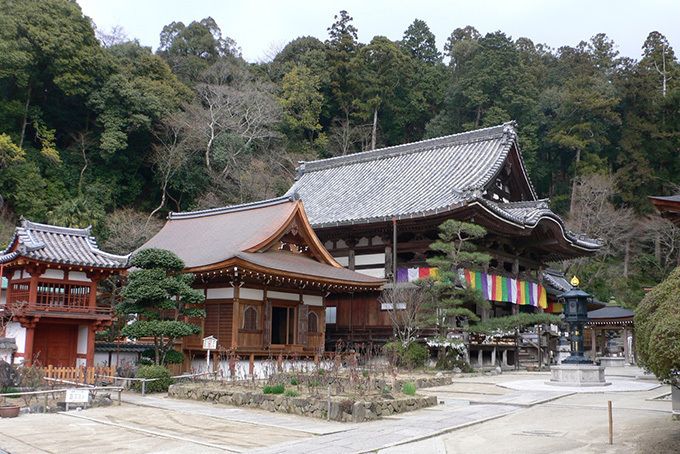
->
[1,1,679,306]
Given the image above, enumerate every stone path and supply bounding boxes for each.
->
[0,366,673,454]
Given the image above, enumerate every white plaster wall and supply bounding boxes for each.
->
[355,268,385,278]
[5,322,25,354]
[207,287,234,299]
[333,256,349,267]
[240,288,264,300]
[190,357,334,380]
[68,271,91,282]
[267,290,299,301]
[77,325,88,354]
[76,358,87,367]
[42,269,65,280]
[94,351,140,367]
[302,294,323,306]
[355,253,385,266]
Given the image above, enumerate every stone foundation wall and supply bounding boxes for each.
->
[169,384,438,422]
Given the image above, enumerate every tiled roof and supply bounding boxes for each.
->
[542,268,572,296]
[287,122,601,252]
[140,197,384,286]
[142,196,299,269]
[288,123,530,227]
[0,219,129,269]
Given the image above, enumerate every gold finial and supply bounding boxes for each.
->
[571,275,580,287]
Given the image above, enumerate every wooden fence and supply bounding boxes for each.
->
[39,365,116,385]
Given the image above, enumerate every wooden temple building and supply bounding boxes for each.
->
[586,297,636,364]
[139,196,384,362]
[286,122,602,348]
[649,195,680,226]
[0,219,128,367]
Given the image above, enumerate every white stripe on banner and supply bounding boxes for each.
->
[486,274,493,300]
[510,278,518,304]
[407,268,419,282]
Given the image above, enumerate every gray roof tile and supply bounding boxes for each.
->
[0,219,129,268]
[287,122,601,252]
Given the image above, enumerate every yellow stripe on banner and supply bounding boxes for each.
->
[539,285,547,309]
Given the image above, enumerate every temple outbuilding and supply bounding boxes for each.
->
[0,219,128,366]
[138,196,384,364]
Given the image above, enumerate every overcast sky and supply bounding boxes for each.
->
[77,0,679,63]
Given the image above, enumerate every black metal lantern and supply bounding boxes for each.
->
[558,276,594,364]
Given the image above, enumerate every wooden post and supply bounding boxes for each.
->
[623,327,630,364]
[249,354,255,375]
[591,328,597,362]
[608,400,613,445]
[87,324,96,368]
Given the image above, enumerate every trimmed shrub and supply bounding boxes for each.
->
[271,384,285,394]
[284,389,299,397]
[141,348,186,365]
[263,385,273,394]
[383,341,429,368]
[134,365,173,393]
[290,378,298,386]
[402,382,416,395]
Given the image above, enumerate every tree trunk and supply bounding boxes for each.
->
[623,237,630,278]
[569,148,582,215]
[371,107,378,150]
[19,86,32,149]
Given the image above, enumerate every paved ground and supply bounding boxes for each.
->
[0,366,677,454]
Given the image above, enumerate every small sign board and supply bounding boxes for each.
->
[65,388,89,403]
[202,336,218,350]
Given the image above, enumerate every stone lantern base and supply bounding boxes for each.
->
[546,364,610,387]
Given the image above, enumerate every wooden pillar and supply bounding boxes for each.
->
[491,346,497,367]
[87,324,96,367]
[512,303,519,315]
[591,328,597,361]
[347,239,357,271]
[384,243,393,281]
[249,354,255,375]
[24,323,35,366]
[231,284,240,349]
[477,349,483,368]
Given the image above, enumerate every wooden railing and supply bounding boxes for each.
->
[39,365,116,385]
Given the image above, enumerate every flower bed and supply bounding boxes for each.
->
[169,383,438,422]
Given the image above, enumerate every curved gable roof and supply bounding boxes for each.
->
[138,196,384,286]
[0,218,129,269]
[287,122,536,227]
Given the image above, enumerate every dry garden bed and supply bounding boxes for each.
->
[169,369,455,422]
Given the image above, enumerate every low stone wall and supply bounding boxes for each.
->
[169,384,438,422]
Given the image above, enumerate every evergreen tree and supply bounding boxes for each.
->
[118,249,206,365]
[418,220,491,362]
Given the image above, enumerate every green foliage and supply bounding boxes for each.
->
[402,382,416,395]
[419,220,491,340]
[142,348,185,365]
[134,365,174,393]
[284,389,299,397]
[119,248,205,365]
[290,378,298,386]
[635,267,680,386]
[0,134,24,168]
[383,341,429,368]
[470,313,562,335]
[270,384,285,394]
